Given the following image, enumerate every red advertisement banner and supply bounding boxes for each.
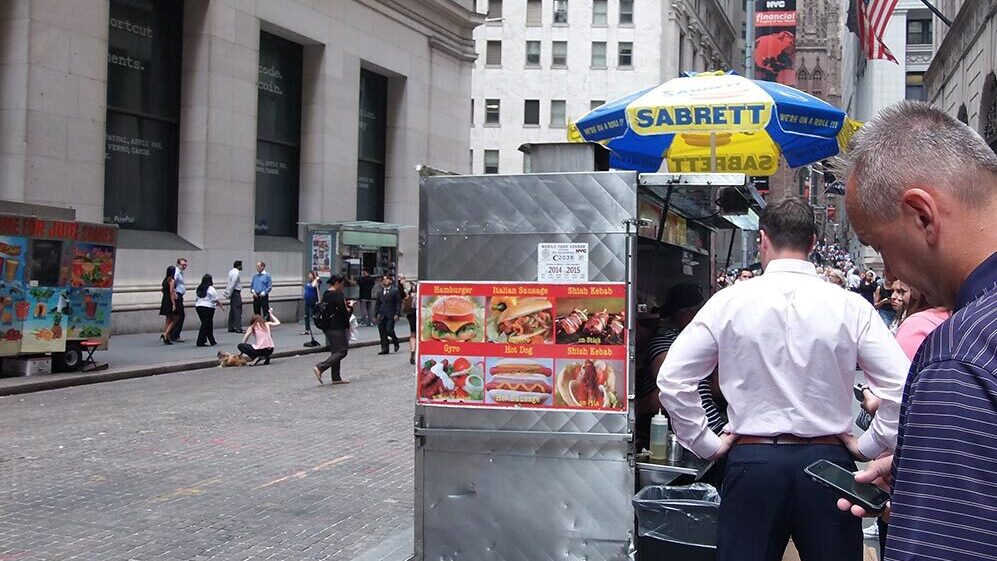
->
[416,282,628,413]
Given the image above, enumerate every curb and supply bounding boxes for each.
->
[0,339,384,397]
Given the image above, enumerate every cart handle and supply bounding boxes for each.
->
[414,427,632,441]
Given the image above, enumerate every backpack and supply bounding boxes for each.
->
[401,293,414,316]
[312,301,333,330]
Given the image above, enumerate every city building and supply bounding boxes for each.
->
[923,0,997,154]
[469,0,744,174]
[0,0,482,333]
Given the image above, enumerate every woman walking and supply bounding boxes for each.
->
[159,265,179,345]
[194,274,223,347]
[313,275,351,385]
[301,271,320,335]
[238,310,281,365]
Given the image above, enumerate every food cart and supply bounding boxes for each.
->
[413,150,764,560]
[0,210,118,374]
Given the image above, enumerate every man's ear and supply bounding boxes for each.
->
[901,189,940,246]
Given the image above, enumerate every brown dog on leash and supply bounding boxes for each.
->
[217,351,249,367]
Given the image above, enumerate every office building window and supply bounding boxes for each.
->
[619,0,633,24]
[486,40,502,66]
[487,0,502,19]
[103,0,182,232]
[357,69,388,222]
[526,41,541,66]
[618,41,633,67]
[471,99,474,124]
[591,41,607,67]
[678,31,685,75]
[553,0,568,23]
[484,150,499,174]
[592,0,607,25]
[590,100,605,110]
[256,32,304,236]
[524,99,540,125]
[906,72,925,101]
[485,99,501,124]
[550,100,566,128]
[526,0,542,25]
[906,17,932,44]
[552,41,568,67]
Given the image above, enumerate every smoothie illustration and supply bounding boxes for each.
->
[4,257,17,282]
[34,302,47,319]
[15,300,29,321]
[84,294,97,319]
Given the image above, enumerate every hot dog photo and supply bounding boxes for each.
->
[484,358,554,407]
[487,296,554,344]
[420,295,485,343]
[554,297,626,345]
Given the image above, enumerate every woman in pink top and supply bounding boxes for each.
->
[238,310,281,365]
[888,281,951,360]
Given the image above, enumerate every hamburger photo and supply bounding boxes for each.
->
[491,297,554,344]
[485,359,554,406]
[425,296,484,342]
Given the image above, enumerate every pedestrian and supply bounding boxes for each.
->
[657,198,910,561]
[836,100,997,561]
[159,265,180,345]
[250,261,272,320]
[874,276,896,326]
[358,270,375,326]
[302,271,320,335]
[401,280,417,365]
[735,267,754,282]
[826,268,846,288]
[237,310,281,366]
[169,257,188,341]
[194,274,223,347]
[225,260,244,333]
[374,274,401,355]
[857,269,878,305]
[312,275,351,385]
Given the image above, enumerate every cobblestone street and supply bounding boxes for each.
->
[0,346,415,561]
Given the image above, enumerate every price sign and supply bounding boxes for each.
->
[537,243,588,283]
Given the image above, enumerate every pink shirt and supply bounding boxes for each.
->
[249,323,274,349]
[895,308,951,360]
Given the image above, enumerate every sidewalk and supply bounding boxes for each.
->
[0,321,403,396]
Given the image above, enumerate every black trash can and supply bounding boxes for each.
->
[633,483,719,561]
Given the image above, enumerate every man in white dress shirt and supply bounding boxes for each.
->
[225,260,243,333]
[657,198,910,561]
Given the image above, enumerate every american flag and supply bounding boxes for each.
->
[857,0,899,63]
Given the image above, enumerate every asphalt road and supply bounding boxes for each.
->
[0,345,416,561]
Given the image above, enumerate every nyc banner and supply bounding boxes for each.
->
[754,0,797,86]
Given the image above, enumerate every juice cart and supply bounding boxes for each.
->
[0,210,118,374]
[414,161,763,560]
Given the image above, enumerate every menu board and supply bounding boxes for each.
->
[416,282,627,412]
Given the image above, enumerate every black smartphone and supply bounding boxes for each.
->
[853,384,866,401]
[804,459,890,514]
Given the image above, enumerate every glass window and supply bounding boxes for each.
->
[470,98,474,124]
[552,41,568,67]
[590,100,605,110]
[592,0,608,25]
[524,99,540,125]
[487,0,502,19]
[550,100,566,128]
[103,0,182,232]
[484,150,499,174]
[486,40,502,65]
[256,32,303,237]
[357,69,388,222]
[526,0,542,25]
[485,98,500,124]
[905,72,926,101]
[906,18,932,44]
[526,41,541,66]
[591,41,607,67]
[553,0,568,23]
[618,41,633,67]
[619,0,633,24]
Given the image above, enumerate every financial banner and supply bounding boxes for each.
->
[754,0,797,85]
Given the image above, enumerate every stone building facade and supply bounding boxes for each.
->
[0,0,481,333]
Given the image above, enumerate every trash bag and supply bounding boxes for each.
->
[632,483,720,548]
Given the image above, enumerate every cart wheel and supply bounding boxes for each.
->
[53,343,83,372]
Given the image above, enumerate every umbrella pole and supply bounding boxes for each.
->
[710,132,717,173]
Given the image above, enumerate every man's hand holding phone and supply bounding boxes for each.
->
[835,454,893,519]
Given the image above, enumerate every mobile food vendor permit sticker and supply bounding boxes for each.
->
[538,243,588,283]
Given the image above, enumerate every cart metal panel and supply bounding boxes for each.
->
[416,171,637,561]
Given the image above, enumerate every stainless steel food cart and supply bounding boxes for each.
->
[414,160,763,560]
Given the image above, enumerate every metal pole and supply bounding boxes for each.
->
[918,0,952,26]
[710,132,718,173]
[745,1,755,77]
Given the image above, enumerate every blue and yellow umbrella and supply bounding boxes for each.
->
[572,71,857,176]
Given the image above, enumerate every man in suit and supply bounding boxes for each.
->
[374,274,400,355]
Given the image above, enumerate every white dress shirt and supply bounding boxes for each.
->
[657,259,909,460]
[226,267,241,296]
[195,286,220,308]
